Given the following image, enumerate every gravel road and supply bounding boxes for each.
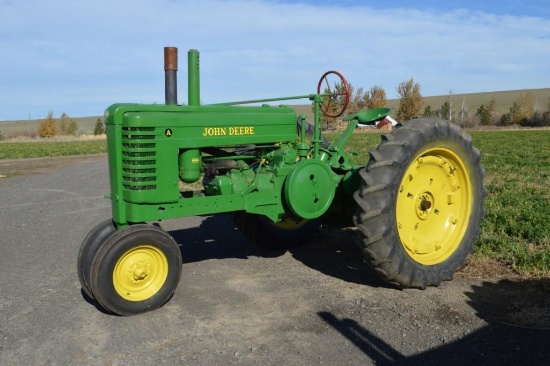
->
[0,155,549,365]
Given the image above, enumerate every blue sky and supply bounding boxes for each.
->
[1,0,549,121]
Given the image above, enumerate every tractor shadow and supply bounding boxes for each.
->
[169,214,262,263]
[289,228,391,288]
[318,278,550,365]
[168,215,390,289]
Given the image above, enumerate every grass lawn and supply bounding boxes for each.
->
[0,139,107,159]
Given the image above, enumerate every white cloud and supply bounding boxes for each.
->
[0,0,549,120]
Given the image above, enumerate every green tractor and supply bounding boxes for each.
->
[78,47,486,315]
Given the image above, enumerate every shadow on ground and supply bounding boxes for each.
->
[81,214,550,365]
[169,215,389,288]
[319,278,550,365]
[169,214,258,263]
[169,216,550,364]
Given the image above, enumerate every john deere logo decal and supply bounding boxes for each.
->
[165,129,172,137]
[202,126,255,136]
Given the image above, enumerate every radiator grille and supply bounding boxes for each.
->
[121,127,157,191]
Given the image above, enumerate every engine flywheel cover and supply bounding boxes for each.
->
[284,159,336,219]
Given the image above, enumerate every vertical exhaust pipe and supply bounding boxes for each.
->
[164,47,178,105]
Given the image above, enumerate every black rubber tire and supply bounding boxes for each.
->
[353,118,486,288]
[232,211,322,250]
[77,219,117,299]
[89,224,182,315]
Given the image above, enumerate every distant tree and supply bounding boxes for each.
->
[520,111,550,127]
[510,102,523,124]
[93,118,105,135]
[446,90,455,121]
[37,111,57,138]
[499,102,522,126]
[422,105,434,117]
[476,105,491,125]
[364,85,387,109]
[517,91,535,121]
[346,84,362,114]
[476,99,496,125]
[58,112,78,136]
[0,129,4,141]
[500,92,536,125]
[438,101,451,121]
[487,99,496,124]
[396,78,423,121]
[59,112,68,134]
[499,112,512,126]
[457,97,469,125]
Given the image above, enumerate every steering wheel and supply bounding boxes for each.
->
[317,70,350,118]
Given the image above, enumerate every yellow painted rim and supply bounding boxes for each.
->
[270,215,309,230]
[113,245,169,301]
[396,147,473,265]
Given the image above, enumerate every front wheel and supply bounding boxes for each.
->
[353,118,486,288]
[88,224,182,315]
[77,219,117,299]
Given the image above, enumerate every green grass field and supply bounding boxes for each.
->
[0,140,107,159]
[472,130,550,274]
[0,129,548,275]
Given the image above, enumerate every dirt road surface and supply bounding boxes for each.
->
[0,155,549,365]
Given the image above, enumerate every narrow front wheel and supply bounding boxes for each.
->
[89,224,182,315]
[77,219,117,299]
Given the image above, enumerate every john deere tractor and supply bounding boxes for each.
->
[78,47,485,315]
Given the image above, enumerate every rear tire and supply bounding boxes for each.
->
[353,118,486,288]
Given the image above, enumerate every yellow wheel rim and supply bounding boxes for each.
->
[271,215,309,230]
[396,147,473,265]
[113,245,169,301]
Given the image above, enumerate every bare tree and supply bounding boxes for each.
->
[487,99,497,124]
[447,90,455,121]
[518,91,535,121]
[459,96,468,125]
[58,112,78,136]
[347,84,365,114]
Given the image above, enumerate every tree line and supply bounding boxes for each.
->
[28,83,550,140]
[324,78,550,128]
[36,112,105,138]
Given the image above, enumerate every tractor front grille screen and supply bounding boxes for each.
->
[121,127,157,192]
